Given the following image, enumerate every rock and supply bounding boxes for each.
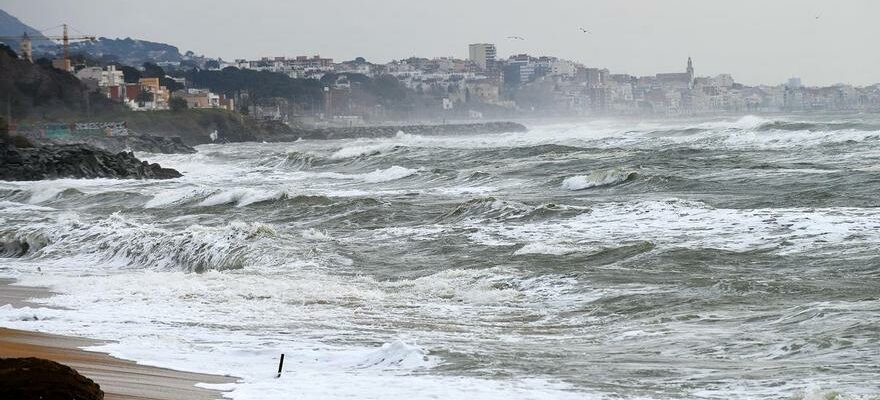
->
[259,121,528,142]
[0,357,104,400]
[42,135,197,154]
[0,134,182,181]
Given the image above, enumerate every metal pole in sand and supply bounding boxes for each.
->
[276,354,285,378]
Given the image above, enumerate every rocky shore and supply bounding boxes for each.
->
[45,135,196,154]
[260,121,528,142]
[1,135,182,181]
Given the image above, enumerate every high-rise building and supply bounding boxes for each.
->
[469,43,497,71]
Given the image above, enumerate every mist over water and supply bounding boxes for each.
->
[2,114,880,399]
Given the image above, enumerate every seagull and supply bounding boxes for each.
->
[579,27,590,34]
[506,36,525,40]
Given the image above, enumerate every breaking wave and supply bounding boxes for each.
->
[358,166,419,183]
[561,168,638,190]
[6,215,278,272]
[756,120,880,132]
[355,340,435,369]
[330,143,403,159]
[437,197,588,224]
[0,231,50,258]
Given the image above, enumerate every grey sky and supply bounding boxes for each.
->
[3,0,878,86]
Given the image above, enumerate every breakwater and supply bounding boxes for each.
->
[260,121,527,142]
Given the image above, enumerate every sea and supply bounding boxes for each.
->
[2,114,879,399]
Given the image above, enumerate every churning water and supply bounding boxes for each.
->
[2,115,880,399]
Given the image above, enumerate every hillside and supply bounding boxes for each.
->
[68,37,183,65]
[0,8,49,52]
[0,44,121,119]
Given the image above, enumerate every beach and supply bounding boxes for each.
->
[0,279,234,400]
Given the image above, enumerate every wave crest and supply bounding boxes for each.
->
[562,168,637,190]
[12,215,278,272]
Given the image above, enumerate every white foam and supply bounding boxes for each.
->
[198,188,283,207]
[329,143,399,159]
[27,183,70,204]
[467,199,880,256]
[145,187,211,208]
[359,166,418,183]
[561,168,634,190]
[514,243,576,256]
[355,340,435,369]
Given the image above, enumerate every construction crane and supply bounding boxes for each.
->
[0,24,96,68]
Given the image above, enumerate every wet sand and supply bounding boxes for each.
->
[0,279,236,400]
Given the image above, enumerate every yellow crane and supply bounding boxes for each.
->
[0,24,96,69]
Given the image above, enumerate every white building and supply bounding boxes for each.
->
[76,65,125,89]
[468,43,497,71]
[550,59,578,77]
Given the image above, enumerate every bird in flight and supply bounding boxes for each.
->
[579,27,590,34]
[506,36,525,40]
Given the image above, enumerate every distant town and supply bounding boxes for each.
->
[2,8,880,129]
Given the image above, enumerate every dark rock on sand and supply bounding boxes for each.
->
[0,357,104,400]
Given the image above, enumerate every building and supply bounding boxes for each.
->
[504,54,537,84]
[76,65,125,92]
[655,57,695,90]
[106,78,170,111]
[468,43,497,71]
[173,88,233,111]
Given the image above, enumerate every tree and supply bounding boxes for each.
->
[114,64,141,83]
[142,62,166,78]
[141,62,184,92]
[169,97,188,112]
[136,90,154,106]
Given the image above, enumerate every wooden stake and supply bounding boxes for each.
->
[276,354,285,378]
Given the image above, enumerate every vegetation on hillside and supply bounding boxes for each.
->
[0,44,123,119]
[185,67,325,104]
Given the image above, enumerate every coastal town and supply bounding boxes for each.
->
[66,42,880,123]
[4,9,880,130]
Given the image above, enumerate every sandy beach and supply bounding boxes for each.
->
[0,279,236,400]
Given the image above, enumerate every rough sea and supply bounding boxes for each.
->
[2,114,880,399]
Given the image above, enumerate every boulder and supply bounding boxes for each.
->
[0,357,104,400]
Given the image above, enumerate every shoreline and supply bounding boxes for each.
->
[0,278,237,400]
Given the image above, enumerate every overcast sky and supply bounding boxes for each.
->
[3,0,878,86]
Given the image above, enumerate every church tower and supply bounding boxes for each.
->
[686,57,694,80]
[21,32,33,63]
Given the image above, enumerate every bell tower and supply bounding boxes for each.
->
[21,32,32,63]
[686,57,694,79]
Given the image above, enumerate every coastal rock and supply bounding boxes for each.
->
[45,135,197,154]
[0,357,104,400]
[260,121,528,142]
[1,135,182,181]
